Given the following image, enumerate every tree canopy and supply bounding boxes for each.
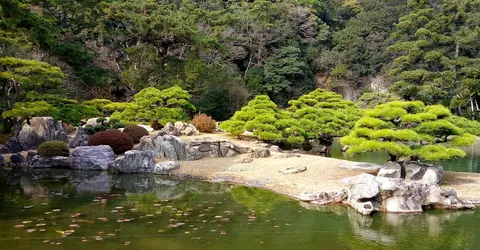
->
[341,101,475,161]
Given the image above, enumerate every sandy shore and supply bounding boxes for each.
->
[175,133,480,203]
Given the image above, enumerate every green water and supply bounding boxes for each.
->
[0,169,479,250]
[331,142,480,173]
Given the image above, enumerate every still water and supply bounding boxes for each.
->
[0,169,479,250]
[330,142,480,173]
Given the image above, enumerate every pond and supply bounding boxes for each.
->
[0,169,479,250]
[330,142,480,173]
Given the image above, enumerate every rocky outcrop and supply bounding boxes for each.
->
[18,117,68,150]
[68,127,89,148]
[161,122,199,136]
[154,161,180,175]
[254,148,270,158]
[377,162,402,178]
[71,145,116,170]
[186,137,250,160]
[29,155,71,168]
[297,189,348,205]
[376,161,444,185]
[111,150,155,174]
[4,137,23,153]
[345,173,475,215]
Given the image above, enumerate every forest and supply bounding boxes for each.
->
[1,0,479,137]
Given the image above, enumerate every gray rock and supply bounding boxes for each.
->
[5,137,23,153]
[270,145,282,152]
[375,176,424,213]
[164,135,186,160]
[279,166,306,174]
[181,124,199,136]
[10,153,25,165]
[137,136,156,153]
[231,142,249,154]
[84,117,107,127]
[111,150,155,173]
[68,127,89,148]
[29,155,71,168]
[160,141,178,160]
[174,121,185,132]
[161,122,180,136]
[298,189,347,205]
[377,162,402,178]
[72,171,113,193]
[18,117,68,150]
[254,148,270,158]
[153,134,165,156]
[185,145,202,161]
[307,139,328,154]
[237,153,254,163]
[26,151,37,164]
[0,144,9,154]
[347,174,380,215]
[339,162,382,171]
[0,155,4,167]
[71,145,116,170]
[404,161,444,184]
[154,161,180,174]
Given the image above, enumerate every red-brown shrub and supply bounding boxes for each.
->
[191,113,216,133]
[88,130,134,154]
[122,124,149,143]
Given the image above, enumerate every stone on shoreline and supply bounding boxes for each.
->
[68,127,89,148]
[18,117,68,150]
[377,162,402,178]
[154,161,180,175]
[30,155,71,168]
[5,137,23,153]
[71,145,116,170]
[111,150,155,174]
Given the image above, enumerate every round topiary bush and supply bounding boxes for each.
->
[37,141,70,157]
[88,130,134,154]
[122,124,149,143]
[191,113,216,133]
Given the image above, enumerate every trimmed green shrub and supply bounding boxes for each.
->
[357,92,400,109]
[88,130,134,154]
[446,116,480,136]
[191,113,216,133]
[122,124,149,143]
[220,95,304,146]
[37,141,70,157]
[341,101,475,162]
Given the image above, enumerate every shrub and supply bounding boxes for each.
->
[122,124,149,143]
[88,130,134,154]
[37,141,70,157]
[191,113,216,133]
[150,119,163,130]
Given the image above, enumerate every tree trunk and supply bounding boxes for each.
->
[388,153,397,162]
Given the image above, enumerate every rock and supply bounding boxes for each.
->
[137,136,156,153]
[154,161,180,174]
[68,127,89,148]
[85,117,108,127]
[161,122,180,136]
[174,121,185,131]
[71,145,116,170]
[404,161,444,184]
[72,171,113,193]
[185,145,202,161]
[160,141,178,160]
[270,145,282,152]
[426,185,475,210]
[10,153,25,165]
[0,155,4,167]
[111,150,155,174]
[254,148,270,158]
[279,166,306,174]
[307,139,328,154]
[18,117,68,150]
[5,137,23,153]
[163,135,186,160]
[339,162,382,171]
[297,189,347,205]
[29,155,71,168]
[153,134,165,156]
[231,142,249,154]
[0,144,9,154]
[377,162,402,178]
[181,124,199,136]
[137,124,154,132]
[347,174,380,215]
[375,177,424,213]
[26,151,37,164]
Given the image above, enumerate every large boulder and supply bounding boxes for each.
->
[4,137,23,153]
[111,150,155,174]
[68,127,89,148]
[185,145,202,161]
[345,174,475,215]
[29,155,71,168]
[404,161,444,184]
[26,151,38,164]
[71,145,116,170]
[377,162,402,178]
[0,144,9,154]
[161,122,180,136]
[154,161,180,175]
[18,117,68,150]
[161,122,199,136]
[137,136,156,152]
[163,135,186,160]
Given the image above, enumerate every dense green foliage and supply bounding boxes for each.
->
[220,95,304,145]
[122,124,149,143]
[287,89,362,148]
[88,130,134,154]
[357,92,400,109]
[37,141,70,157]
[341,101,475,161]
